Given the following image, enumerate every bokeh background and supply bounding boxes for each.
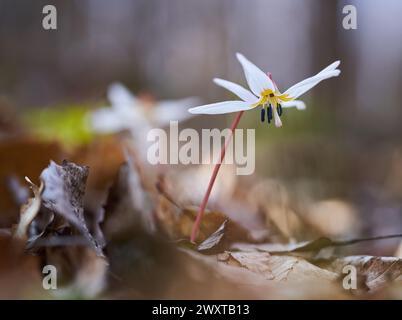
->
[1,0,402,255]
[1,0,402,131]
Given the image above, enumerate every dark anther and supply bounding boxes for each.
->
[267,105,273,123]
[260,108,265,122]
[269,93,275,98]
[277,104,283,116]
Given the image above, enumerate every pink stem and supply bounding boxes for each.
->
[190,111,245,243]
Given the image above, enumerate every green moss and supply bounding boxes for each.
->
[22,105,95,148]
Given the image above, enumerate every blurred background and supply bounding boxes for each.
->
[0,0,401,131]
[0,0,402,253]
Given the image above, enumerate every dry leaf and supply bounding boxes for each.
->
[222,251,338,283]
[319,255,402,292]
[182,249,344,299]
[232,234,402,259]
[174,206,252,244]
[13,177,43,239]
[231,238,336,258]
[197,220,227,252]
[40,160,103,256]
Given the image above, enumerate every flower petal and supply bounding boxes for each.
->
[107,82,138,108]
[273,108,282,127]
[284,62,341,99]
[91,103,147,133]
[236,53,275,96]
[90,108,128,133]
[281,100,306,110]
[317,60,340,76]
[213,78,258,103]
[188,100,252,115]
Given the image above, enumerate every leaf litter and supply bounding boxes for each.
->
[2,133,402,299]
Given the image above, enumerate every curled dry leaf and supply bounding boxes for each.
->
[13,177,43,240]
[40,160,104,256]
[197,220,227,252]
[9,160,111,298]
[170,206,252,245]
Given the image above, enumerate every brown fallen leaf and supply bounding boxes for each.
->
[197,220,227,253]
[231,238,336,259]
[232,234,402,259]
[40,160,104,256]
[181,249,345,299]
[5,160,111,298]
[318,255,402,293]
[171,206,253,245]
[221,251,338,283]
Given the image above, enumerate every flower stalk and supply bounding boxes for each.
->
[190,110,244,243]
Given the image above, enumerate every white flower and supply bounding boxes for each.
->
[91,82,200,137]
[189,53,340,127]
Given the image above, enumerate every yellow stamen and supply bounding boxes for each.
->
[277,93,293,102]
[251,89,293,109]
